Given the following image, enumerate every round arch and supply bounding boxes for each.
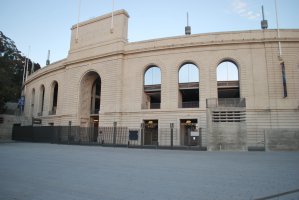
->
[49,81,59,115]
[178,61,200,108]
[216,59,240,98]
[177,60,200,71]
[30,88,35,117]
[142,64,162,109]
[213,56,243,78]
[38,84,45,116]
[217,60,239,81]
[178,62,199,83]
[144,65,161,85]
[79,70,101,127]
[216,58,240,69]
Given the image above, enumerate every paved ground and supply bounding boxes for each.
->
[0,143,299,200]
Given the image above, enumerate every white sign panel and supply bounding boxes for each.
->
[191,131,199,136]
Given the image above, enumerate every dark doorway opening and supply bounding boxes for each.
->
[90,117,99,142]
[144,120,158,145]
[180,119,198,146]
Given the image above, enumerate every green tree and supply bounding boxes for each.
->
[0,31,40,113]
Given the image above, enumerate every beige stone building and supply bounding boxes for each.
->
[22,10,299,150]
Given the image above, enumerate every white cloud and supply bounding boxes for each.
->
[232,0,261,20]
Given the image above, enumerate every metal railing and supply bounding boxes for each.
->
[179,82,199,89]
[141,103,161,109]
[144,84,161,92]
[206,98,246,108]
[12,125,206,150]
[180,101,199,108]
[217,81,239,88]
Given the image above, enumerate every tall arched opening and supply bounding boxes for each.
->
[217,61,239,98]
[31,88,35,117]
[38,85,45,116]
[142,65,161,109]
[49,81,58,115]
[79,71,101,130]
[178,62,199,108]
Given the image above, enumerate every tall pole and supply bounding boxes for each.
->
[170,123,174,149]
[275,0,282,57]
[113,121,117,146]
[31,61,34,74]
[25,46,30,82]
[141,123,144,147]
[22,56,26,86]
[111,0,115,33]
[76,0,81,42]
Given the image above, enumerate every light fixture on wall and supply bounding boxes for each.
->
[186,120,192,124]
[146,120,156,128]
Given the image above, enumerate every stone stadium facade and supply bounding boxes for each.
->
[22,10,299,150]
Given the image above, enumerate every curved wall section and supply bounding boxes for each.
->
[23,10,299,150]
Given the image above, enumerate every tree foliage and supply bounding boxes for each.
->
[0,31,40,113]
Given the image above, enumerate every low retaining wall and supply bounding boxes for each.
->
[266,129,299,151]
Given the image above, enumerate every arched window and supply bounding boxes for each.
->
[217,61,238,81]
[91,77,101,114]
[179,63,199,83]
[217,61,240,98]
[178,63,199,108]
[143,66,161,109]
[31,88,35,117]
[38,85,45,116]
[144,66,161,85]
[49,81,58,115]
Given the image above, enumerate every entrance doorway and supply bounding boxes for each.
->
[90,117,99,142]
[180,119,198,146]
[144,120,158,145]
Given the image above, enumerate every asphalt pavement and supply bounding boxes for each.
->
[0,142,299,200]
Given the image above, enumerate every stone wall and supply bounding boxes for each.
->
[266,129,299,151]
[0,115,17,141]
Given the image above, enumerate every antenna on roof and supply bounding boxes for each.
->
[185,12,191,35]
[261,5,268,29]
[275,0,282,58]
[46,50,50,66]
[110,0,115,33]
[76,0,81,43]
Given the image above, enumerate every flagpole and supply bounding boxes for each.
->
[31,61,34,74]
[25,46,30,82]
[22,54,26,85]
[111,0,115,33]
[76,0,81,42]
[275,0,282,58]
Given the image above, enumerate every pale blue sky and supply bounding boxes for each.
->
[1,0,299,66]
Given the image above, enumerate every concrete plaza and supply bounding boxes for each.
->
[0,142,299,200]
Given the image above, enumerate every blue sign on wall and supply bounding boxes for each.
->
[18,96,25,106]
